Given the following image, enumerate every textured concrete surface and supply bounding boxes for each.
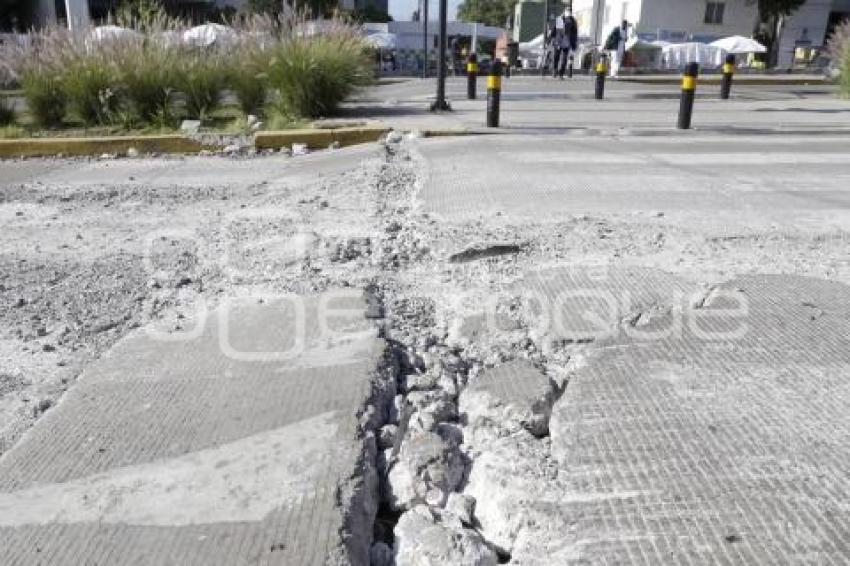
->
[0,292,388,566]
[408,133,850,563]
[550,273,850,564]
[414,133,850,232]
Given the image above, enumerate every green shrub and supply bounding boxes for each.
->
[827,19,850,97]
[175,51,229,121]
[228,52,270,116]
[839,45,850,97]
[266,35,372,119]
[61,55,122,126]
[0,97,14,126]
[21,70,67,128]
[117,41,179,126]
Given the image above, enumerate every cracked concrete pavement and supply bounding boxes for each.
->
[2,124,850,565]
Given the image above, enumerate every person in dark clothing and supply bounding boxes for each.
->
[550,8,579,79]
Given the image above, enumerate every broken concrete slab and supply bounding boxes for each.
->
[547,275,850,563]
[0,291,391,566]
[385,427,465,511]
[460,360,557,438]
[394,505,498,566]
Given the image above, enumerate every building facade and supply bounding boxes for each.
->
[775,0,850,66]
[571,0,759,44]
[571,0,850,66]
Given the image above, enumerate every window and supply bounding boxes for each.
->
[704,2,725,25]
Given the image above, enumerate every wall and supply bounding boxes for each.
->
[639,0,758,42]
[573,0,759,44]
[513,0,546,42]
[776,0,850,67]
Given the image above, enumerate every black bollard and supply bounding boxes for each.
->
[720,54,735,100]
[677,62,699,129]
[467,53,478,100]
[595,57,607,100]
[486,60,503,128]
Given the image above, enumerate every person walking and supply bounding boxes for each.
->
[604,19,630,78]
[550,9,579,79]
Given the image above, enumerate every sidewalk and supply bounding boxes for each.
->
[0,292,390,566]
[343,76,848,135]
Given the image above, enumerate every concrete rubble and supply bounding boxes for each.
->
[3,123,850,564]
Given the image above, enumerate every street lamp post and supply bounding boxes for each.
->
[422,0,429,78]
[430,0,451,111]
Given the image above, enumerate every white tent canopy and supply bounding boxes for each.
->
[366,31,398,50]
[87,25,141,43]
[519,33,545,55]
[182,24,237,47]
[625,37,663,52]
[710,35,767,54]
[661,42,727,69]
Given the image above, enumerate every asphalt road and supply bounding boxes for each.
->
[1,125,849,564]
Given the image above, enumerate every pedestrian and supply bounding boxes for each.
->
[551,8,579,79]
[604,19,630,77]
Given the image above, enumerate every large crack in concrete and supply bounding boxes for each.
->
[361,136,579,565]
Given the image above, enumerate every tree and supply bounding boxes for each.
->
[457,0,516,28]
[246,0,283,16]
[0,0,33,31]
[756,0,806,66]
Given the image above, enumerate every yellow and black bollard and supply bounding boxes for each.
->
[486,60,502,127]
[595,56,607,100]
[677,62,699,129]
[467,53,478,100]
[720,54,735,100]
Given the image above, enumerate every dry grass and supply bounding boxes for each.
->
[0,10,372,130]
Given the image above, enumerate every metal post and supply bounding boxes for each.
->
[595,55,607,99]
[677,62,699,129]
[467,53,478,100]
[486,60,503,127]
[720,54,735,100]
[422,0,429,78]
[430,0,450,111]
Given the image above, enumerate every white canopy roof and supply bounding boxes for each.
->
[710,35,767,54]
[519,33,544,55]
[661,42,727,69]
[366,31,398,49]
[626,37,664,52]
[88,26,142,43]
[182,24,237,47]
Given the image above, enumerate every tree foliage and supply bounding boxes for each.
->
[755,0,806,66]
[245,0,283,16]
[0,0,32,32]
[457,0,516,28]
[757,0,806,21]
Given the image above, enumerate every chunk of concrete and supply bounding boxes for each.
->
[462,434,564,558]
[460,360,557,437]
[385,428,465,510]
[394,505,498,566]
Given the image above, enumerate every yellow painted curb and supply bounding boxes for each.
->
[420,129,474,138]
[255,127,390,151]
[0,135,216,159]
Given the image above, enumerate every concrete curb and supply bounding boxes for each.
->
[0,135,219,159]
[619,77,833,86]
[0,126,392,159]
[255,126,390,151]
